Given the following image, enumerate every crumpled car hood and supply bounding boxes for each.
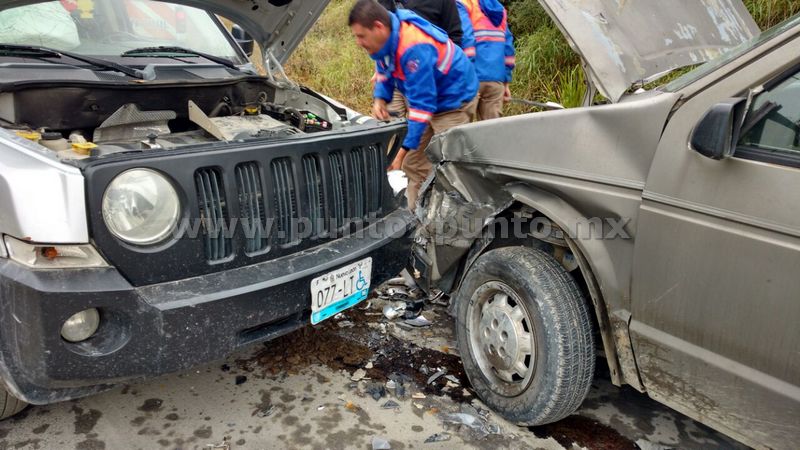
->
[0,0,331,63]
[539,0,760,102]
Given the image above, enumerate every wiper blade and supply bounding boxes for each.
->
[0,44,142,79]
[121,46,241,71]
[0,45,61,58]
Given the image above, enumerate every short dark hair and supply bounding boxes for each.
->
[348,0,391,29]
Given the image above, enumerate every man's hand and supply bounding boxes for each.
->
[388,147,409,171]
[503,83,512,102]
[372,98,390,120]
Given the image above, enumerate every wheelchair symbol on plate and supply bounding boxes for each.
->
[355,271,367,290]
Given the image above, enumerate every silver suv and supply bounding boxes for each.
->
[0,0,412,419]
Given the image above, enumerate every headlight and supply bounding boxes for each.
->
[102,169,180,245]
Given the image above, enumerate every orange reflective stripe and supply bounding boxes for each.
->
[393,22,454,80]
[464,47,476,57]
[463,0,507,35]
[504,56,515,65]
[475,36,505,43]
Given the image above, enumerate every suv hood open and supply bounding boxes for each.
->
[539,0,760,102]
[0,0,331,63]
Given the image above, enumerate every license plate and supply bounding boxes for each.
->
[310,257,372,324]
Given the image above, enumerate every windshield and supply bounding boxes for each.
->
[0,0,241,61]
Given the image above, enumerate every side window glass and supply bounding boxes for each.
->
[736,71,800,161]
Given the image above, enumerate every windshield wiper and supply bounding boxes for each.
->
[0,44,143,79]
[121,46,242,72]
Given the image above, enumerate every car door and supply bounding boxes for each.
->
[629,29,800,449]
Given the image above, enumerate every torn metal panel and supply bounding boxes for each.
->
[415,166,513,284]
[538,0,760,102]
[609,310,644,391]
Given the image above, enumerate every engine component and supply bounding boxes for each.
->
[188,100,301,141]
[39,131,69,151]
[93,103,176,143]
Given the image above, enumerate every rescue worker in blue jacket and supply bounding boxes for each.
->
[457,0,515,120]
[349,0,478,210]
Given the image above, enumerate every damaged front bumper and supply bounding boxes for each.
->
[412,161,514,294]
[0,209,415,404]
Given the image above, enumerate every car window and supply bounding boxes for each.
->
[736,69,800,167]
[0,0,241,61]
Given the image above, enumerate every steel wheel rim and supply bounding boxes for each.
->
[467,281,536,397]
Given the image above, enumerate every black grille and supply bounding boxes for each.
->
[329,151,347,230]
[271,158,298,245]
[235,162,268,253]
[195,167,232,261]
[302,155,325,236]
[194,148,385,262]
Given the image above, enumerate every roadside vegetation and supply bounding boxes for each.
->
[285,0,800,113]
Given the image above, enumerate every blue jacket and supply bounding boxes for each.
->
[372,11,478,151]
[457,0,515,83]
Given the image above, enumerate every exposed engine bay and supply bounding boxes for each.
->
[0,79,367,160]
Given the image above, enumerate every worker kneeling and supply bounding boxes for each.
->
[350,0,478,210]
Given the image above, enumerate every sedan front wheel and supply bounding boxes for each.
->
[455,246,595,425]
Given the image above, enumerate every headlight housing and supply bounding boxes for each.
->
[102,169,180,245]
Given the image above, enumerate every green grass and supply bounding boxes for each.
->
[286,0,800,113]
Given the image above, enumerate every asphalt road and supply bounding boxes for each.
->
[0,296,746,450]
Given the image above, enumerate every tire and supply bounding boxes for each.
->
[0,385,27,420]
[454,246,595,425]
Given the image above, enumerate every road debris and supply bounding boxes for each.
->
[253,405,276,418]
[636,439,673,450]
[412,392,427,399]
[441,407,502,438]
[444,375,460,384]
[366,382,386,401]
[381,400,400,409]
[351,369,367,382]
[337,320,355,328]
[427,369,447,385]
[234,375,247,385]
[372,436,391,450]
[382,303,406,320]
[424,432,452,443]
[405,315,432,327]
[365,361,374,369]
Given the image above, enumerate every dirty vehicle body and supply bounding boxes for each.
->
[0,0,412,414]
[414,1,800,448]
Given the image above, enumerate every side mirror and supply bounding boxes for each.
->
[231,24,255,57]
[690,97,747,160]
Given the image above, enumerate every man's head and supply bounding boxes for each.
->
[349,0,392,55]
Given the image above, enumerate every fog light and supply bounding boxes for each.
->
[61,309,100,343]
